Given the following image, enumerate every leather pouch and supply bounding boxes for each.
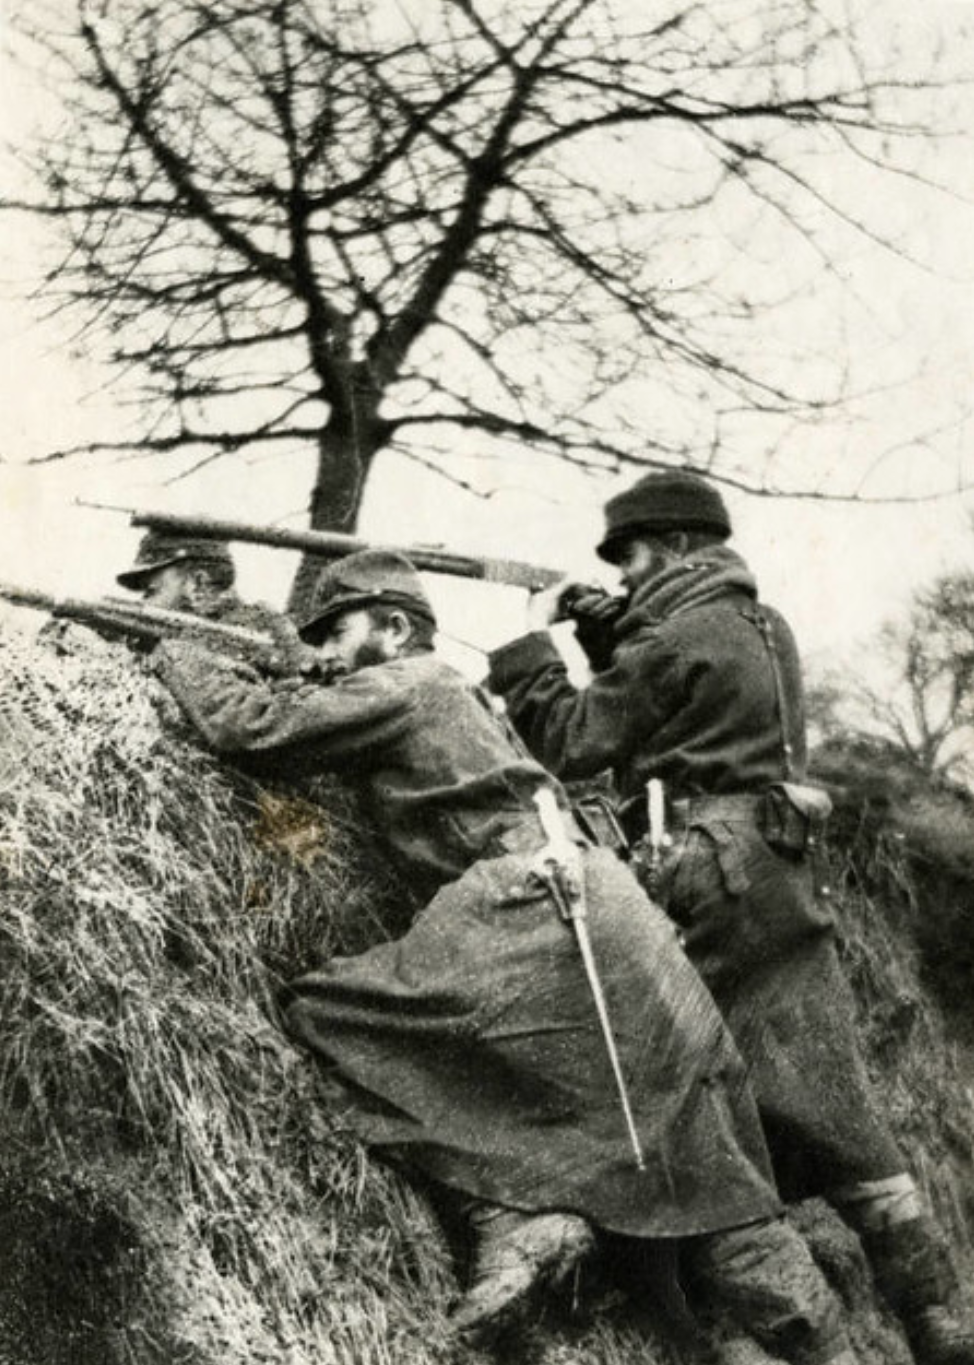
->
[762,782,832,857]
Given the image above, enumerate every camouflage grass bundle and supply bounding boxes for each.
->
[0,626,454,1365]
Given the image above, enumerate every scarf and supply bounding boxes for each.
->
[616,544,758,639]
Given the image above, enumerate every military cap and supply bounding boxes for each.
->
[298,550,436,641]
[597,469,731,563]
[116,530,236,590]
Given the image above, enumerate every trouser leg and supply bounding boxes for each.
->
[832,1176,974,1365]
[449,1199,595,1339]
[684,1217,854,1365]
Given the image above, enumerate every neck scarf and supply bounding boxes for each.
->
[618,544,757,636]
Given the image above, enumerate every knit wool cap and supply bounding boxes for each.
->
[597,469,732,563]
[116,530,235,589]
[298,550,436,641]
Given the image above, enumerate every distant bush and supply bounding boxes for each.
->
[813,736,974,1027]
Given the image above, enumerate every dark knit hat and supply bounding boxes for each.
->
[596,469,731,563]
[116,530,235,589]
[298,550,436,641]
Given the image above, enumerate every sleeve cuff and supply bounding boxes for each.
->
[488,630,563,692]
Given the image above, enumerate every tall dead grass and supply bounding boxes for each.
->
[0,627,453,1365]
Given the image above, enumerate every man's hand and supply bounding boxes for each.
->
[526,581,624,632]
[558,585,625,674]
[561,586,624,624]
[526,580,574,631]
[257,616,324,678]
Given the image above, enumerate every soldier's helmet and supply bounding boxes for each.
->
[597,469,731,563]
[298,550,436,644]
[116,530,236,591]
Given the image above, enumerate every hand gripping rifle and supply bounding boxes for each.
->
[531,788,645,1171]
[78,503,564,593]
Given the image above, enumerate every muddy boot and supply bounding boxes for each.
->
[859,1217,974,1365]
[684,1216,855,1365]
[450,1204,594,1340]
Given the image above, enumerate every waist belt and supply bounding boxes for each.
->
[669,792,765,830]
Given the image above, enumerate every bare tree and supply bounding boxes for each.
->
[811,571,974,784]
[6,0,959,584]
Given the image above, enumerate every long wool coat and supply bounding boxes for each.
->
[488,547,904,1197]
[157,641,780,1237]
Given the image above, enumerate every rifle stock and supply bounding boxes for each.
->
[78,502,564,593]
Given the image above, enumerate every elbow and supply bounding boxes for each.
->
[192,709,264,755]
[206,728,249,756]
[543,730,610,783]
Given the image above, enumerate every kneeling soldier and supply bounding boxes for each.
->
[157,550,857,1365]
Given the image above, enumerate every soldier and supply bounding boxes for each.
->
[488,468,974,1365]
[113,527,322,679]
[156,549,857,1365]
[115,528,281,633]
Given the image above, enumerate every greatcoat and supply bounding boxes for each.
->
[488,546,904,1198]
[157,641,781,1237]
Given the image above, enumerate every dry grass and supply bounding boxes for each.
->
[0,627,453,1365]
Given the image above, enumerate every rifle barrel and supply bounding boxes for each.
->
[78,502,563,593]
[0,582,266,650]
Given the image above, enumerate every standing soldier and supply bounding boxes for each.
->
[157,549,857,1365]
[488,468,974,1365]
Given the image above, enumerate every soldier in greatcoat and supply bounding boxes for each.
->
[156,549,857,1365]
[488,468,974,1365]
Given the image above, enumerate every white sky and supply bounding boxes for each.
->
[2,2,974,681]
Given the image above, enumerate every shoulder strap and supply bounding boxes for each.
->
[740,605,799,780]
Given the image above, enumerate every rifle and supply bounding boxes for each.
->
[0,582,270,656]
[78,502,564,593]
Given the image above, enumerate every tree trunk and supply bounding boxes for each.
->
[286,402,385,618]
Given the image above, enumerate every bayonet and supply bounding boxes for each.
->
[532,788,645,1171]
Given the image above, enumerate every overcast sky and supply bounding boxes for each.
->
[2,2,974,680]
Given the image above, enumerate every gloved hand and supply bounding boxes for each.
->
[558,585,624,673]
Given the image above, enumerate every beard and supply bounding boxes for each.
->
[350,637,389,670]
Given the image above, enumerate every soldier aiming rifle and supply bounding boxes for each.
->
[155,546,859,1365]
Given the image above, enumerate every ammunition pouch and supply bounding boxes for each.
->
[760,782,832,859]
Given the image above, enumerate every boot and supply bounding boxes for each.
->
[450,1205,594,1340]
[685,1218,854,1365]
[860,1217,974,1365]
[904,1306,974,1365]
